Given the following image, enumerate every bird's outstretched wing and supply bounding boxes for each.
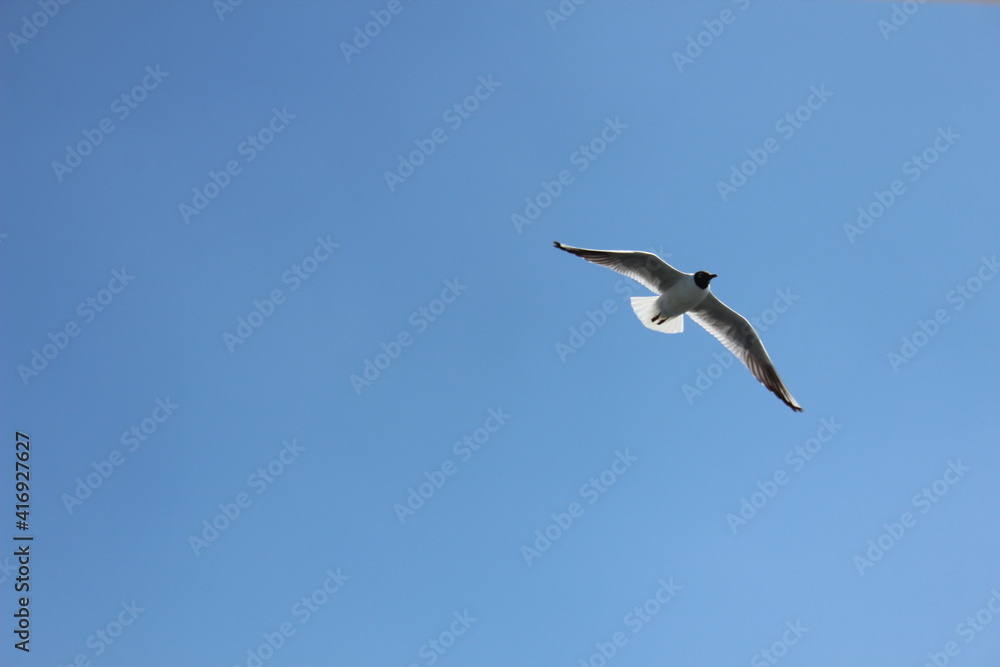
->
[688,292,803,412]
[553,241,684,294]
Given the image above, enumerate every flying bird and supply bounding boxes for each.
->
[553,241,802,412]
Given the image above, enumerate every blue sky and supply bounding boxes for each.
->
[2,1,999,665]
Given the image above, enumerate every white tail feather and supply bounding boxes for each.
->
[629,296,683,334]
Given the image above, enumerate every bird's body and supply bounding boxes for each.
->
[553,241,803,412]
[646,275,712,323]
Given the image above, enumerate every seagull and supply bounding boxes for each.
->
[553,241,803,412]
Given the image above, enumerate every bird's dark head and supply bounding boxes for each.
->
[694,271,718,289]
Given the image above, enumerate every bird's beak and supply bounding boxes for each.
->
[709,273,718,280]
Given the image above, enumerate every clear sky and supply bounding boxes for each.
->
[2,1,999,665]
